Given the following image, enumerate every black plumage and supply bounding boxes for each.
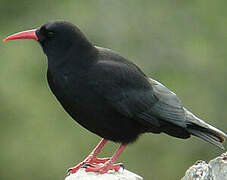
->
[38,21,226,147]
[4,21,227,174]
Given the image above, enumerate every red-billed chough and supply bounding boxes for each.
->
[4,21,227,175]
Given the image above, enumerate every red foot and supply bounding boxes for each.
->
[92,157,110,164]
[68,162,84,174]
[67,157,110,174]
[85,160,123,174]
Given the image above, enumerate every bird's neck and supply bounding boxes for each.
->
[47,45,98,75]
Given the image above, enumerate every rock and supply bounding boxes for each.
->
[209,152,227,180]
[65,168,143,180]
[181,151,227,180]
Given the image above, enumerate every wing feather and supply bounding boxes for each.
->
[88,58,187,129]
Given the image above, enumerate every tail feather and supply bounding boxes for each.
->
[184,108,227,150]
[187,126,225,150]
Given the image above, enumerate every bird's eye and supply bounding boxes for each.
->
[47,31,55,38]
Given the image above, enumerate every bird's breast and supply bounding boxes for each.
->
[46,69,144,143]
[47,69,99,116]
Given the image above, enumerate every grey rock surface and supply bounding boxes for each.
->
[181,151,227,180]
[65,168,143,180]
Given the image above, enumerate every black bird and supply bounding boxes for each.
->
[4,21,227,174]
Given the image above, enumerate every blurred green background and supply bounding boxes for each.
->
[1,0,227,179]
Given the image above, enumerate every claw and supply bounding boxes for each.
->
[81,163,89,168]
[85,161,123,174]
[119,163,125,169]
[65,166,80,177]
[66,157,111,174]
[81,163,96,168]
[67,168,73,173]
[67,162,84,174]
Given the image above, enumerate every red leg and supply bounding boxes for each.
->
[85,144,127,174]
[68,138,108,174]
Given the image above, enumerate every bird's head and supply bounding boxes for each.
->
[4,21,95,61]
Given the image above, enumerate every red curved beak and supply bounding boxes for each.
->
[3,29,38,42]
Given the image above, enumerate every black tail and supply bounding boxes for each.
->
[184,108,227,150]
[187,124,226,149]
